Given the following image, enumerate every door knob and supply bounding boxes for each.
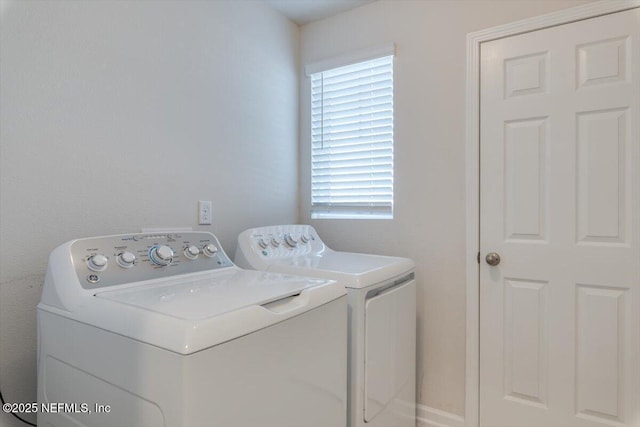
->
[485,252,501,266]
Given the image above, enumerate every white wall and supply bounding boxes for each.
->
[0,1,298,425]
[298,0,593,422]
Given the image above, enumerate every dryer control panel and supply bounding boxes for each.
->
[237,225,325,260]
[70,232,233,289]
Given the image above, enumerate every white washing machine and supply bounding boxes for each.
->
[235,225,416,427]
[37,231,347,427]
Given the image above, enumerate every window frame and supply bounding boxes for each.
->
[306,44,396,220]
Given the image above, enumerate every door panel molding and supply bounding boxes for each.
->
[465,2,640,426]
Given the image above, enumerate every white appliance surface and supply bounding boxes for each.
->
[364,279,416,422]
[96,269,319,319]
[235,224,414,288]
[236,224,417,427]
[38,231,348,427]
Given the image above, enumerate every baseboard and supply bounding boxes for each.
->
[416,404,465,427]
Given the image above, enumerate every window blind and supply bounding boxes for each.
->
[310,55,394,219]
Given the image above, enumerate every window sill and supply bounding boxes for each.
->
[311,212,393,220]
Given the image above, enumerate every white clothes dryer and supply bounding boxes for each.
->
[37,231,347,427]
[235,225,416,427]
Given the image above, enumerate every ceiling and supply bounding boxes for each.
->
[264,0,375,25]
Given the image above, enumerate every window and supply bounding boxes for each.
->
[309,51,394,219]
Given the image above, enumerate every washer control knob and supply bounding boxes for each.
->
[149,245,174,266]
[202,244,218,257]
[257,238,269,249]
[117,251,136,268]
[184,245,200,260]
[284,234,298,248]
[300,234,310,244]
[87,254,108,272]
[271,237,282,247]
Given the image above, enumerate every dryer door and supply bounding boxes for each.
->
[364,278,416,422]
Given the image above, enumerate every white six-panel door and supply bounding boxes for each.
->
[480,8,639,427]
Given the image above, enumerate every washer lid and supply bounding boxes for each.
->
[95,269,319,320]
[268,251,415,289]
[42,268,345,355]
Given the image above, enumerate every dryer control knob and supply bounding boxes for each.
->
[184,245,200,260]
[117,251,136,268]
[284,234,298,247]
[271,237,282,247]
[257,238,269,249]
[87,254,108,272]
[149,245,174,266]
[202,244,218,257]
[300,234,310,244]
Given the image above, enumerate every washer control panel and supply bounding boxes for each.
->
[71,232,233,289]
[242,225,324,259]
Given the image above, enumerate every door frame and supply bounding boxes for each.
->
[464,1,640,426]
